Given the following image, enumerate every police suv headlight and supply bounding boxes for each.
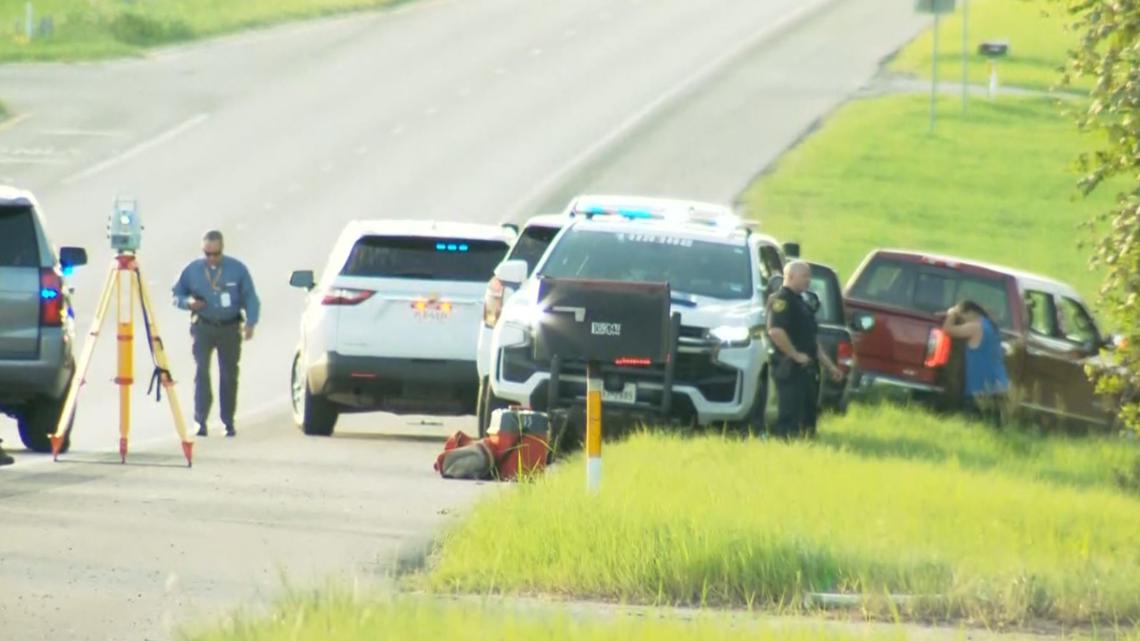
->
[709,325,751,347]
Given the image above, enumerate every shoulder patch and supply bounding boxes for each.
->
[772,298,787,313]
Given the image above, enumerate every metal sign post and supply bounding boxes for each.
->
[915,0,957,134]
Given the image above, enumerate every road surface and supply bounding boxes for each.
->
[0,1,926,638]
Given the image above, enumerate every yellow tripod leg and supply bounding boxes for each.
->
[52,260,118,460]
[116,266,135,463]
[133,262,194,467]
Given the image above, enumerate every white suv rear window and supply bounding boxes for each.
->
[340,235,508,282]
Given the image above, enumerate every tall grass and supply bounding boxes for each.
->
[0,0,407,62]
[427,409,1140,626]
[820,403,1139,495]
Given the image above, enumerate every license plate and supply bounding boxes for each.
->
[412,309,450,321]
[601,384,637,405]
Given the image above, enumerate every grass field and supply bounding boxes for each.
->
[181,592,936,641]
[890,0,1079,92]
[0,0,406,61]
[425,404,1140,626]
[739,94,1110,303]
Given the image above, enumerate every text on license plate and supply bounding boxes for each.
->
[601,384,637,404]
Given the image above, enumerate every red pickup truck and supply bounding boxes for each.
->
[844,249,1121,429]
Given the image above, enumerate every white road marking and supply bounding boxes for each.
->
[505,0,833,220]
[63,113,210,185]
[424,106,438,116]
[0,156,65,165]
[38,128,125,137]
[391,125,405,136]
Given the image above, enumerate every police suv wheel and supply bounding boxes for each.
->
[291,353,337,436]
[18,394,72,454]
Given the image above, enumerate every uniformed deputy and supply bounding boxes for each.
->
[172,230,260,438]
[766,261,843,438]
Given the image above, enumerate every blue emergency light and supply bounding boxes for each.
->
[435,242,469,252]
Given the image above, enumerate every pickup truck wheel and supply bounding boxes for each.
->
[476,377,508,438]
[18,395,72,454]
[292,353,338,436]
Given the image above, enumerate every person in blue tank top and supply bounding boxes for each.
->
[942,300,1010,427]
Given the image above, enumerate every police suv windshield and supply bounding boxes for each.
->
[537,228,752,300]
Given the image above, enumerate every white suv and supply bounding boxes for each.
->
[483,197,796,432]
[289,220,515,435]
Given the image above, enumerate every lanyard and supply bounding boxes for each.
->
[204,263,223,292]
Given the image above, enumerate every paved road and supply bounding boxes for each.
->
[0,1,926,639]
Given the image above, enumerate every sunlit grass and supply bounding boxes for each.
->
[0,0,408,62]
[890,0,1081,92]
[427,405,1140,626]
[740,94,1110,303]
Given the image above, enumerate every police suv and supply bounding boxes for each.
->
[288,220,514,435]
[482,196,797,432]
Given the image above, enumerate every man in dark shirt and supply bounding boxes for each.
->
[767,261,843,438]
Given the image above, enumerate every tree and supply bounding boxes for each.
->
[1063,0,1140,433]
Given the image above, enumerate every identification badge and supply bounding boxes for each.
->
[220,292,232,308]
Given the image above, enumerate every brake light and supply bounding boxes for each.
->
[836,339,854,374]
[321,288,375,305]
[614,357,653,367]
[924,328,952,368]
[483,277,505,328]
[40,269,63,327]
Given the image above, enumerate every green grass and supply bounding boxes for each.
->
[0,0,407,62]
[180,592,934,641]
[890,0,1080,92]
[740,94,1111,303]
[426,406,1140,626]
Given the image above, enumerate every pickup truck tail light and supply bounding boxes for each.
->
[924,327,952,368]
[836,338,854,374]
[482,277,505,328]
[40,269,63,327]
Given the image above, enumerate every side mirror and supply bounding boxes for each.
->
[851,313,875,333]
[501,222,520,236]
[289,270,315,291]
[766,275,784,297]
[59,246,87,268]
[494,259,528,285]
[782,241,801,259]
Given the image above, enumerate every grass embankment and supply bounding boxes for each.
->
[0,0,407,62]
[427,405,1140,626]
[890,0,1080,92]
[740,94,1109,301]
[180,593,929,641]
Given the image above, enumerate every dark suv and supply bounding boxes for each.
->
[0,187,87,452]
[845,249,1119,429]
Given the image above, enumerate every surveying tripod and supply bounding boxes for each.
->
[51,252,194,466]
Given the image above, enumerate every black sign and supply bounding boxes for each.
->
[533,277,671,363]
